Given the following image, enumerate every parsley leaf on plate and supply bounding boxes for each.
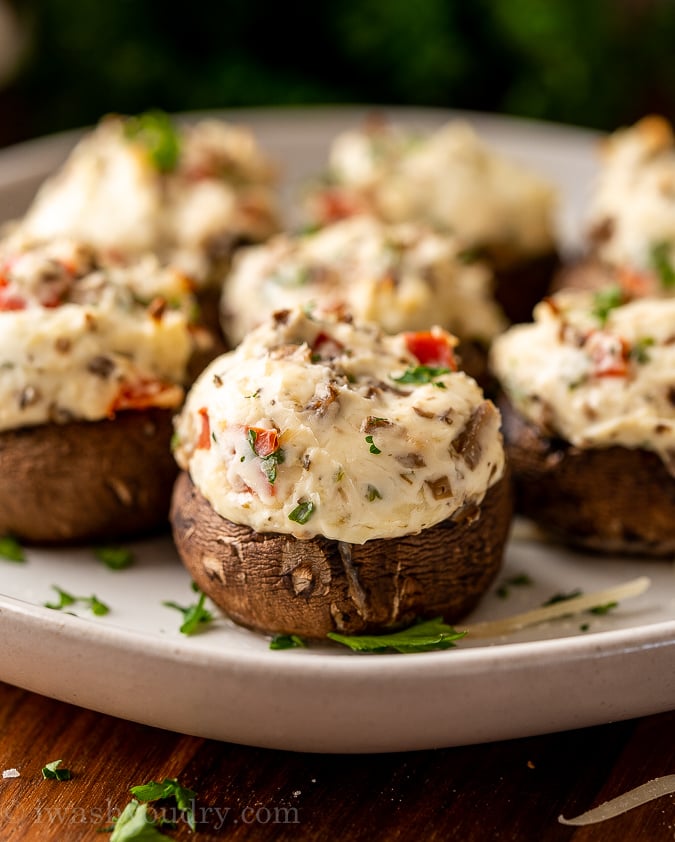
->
[270,634,307,650]
[0,535,25,562]
[327,617,466,653]
[44,586,110,616]
[163,590,213,635]
[94,546,134,570]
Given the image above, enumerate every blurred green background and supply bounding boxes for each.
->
[2,0,675,144]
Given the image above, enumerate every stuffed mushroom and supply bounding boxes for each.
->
[171,307,511,638]
[491,288,675,556]
[303,117,558,324]
[0,238,196,543]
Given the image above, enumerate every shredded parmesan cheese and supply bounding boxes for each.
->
[559,775,675,825]
[463,577,650,638]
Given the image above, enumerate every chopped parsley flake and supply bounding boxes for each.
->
[650,241,675,288]
[123,110,180,173]
[328,617,467,653]
[592,286,623,325]
[392,365,450,388]
[365,434,381,454]
[0,535,24,562]
[42,759,72,781]
[543,589,582,607]
[163,589,213,635]
[130,778,197,832]
[629,337,655,364]
[544,591,618,617]
[107,799,170,841]
[495,572,533,599]
[366,485,382,501]
[45,586,110,616]
[94,546,134,570]
[288,500,315,524]
[270,634,307,650]
[261,449,285,484]
[589,601,618,615]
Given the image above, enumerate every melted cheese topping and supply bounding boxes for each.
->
[221,216,506,346]
[491,289,675,466]
[16,116,280,286]
[174,309,505,543]
[587,116,675,288]
[0,240,193,431]
[306,120,556,260]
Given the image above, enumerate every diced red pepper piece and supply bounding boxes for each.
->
[197,407,211,449]
[618,266,656,297]
[585,330,629,377]
[109,379,183,414]
[0,290,26,311]
[404,331,457,370]
[317,188,363,223]
[311,331,345,361]
[247,426,279,457]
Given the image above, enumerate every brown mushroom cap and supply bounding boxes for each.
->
[170,470,513,638]
[0,408,178,544]
[499,396,675,556]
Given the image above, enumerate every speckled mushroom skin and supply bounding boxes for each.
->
[499,396,675,557]
[0,408,177,544]
[170,471,513,638]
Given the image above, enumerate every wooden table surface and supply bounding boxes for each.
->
[0,682,674,840]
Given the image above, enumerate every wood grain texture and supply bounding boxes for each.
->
[1,681,675,841]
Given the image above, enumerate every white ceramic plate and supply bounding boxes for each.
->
[1,107,674,754]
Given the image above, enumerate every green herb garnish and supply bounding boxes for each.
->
[365,435,381,455]
[366,485,382,501]
[496,572,533,599]
[542,589,583,607]
[94,546,134,570]
[288,500,315,524]
[123,110,181,173]
[544,591,619,617]
[261,449,285,484]
[247,428,285,484]
[270,634,307,650]
[629,337,655,364]
[45,586,109,616]
[592,285,623,325]
[108,800,170,841]
[163,590,213,635]
[0,535,24,562]
[392,365,450,388]
[327,617,467,654]
[130,778,197,832]
[649,241,675,288]
[42,759,72,781]
[589,601,618,615]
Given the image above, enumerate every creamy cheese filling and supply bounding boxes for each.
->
[15,115,281,287]
[307,120,556,260]
[174,308,505,543]
[221,216,506,346]
[491,289,675,467]
[0,240,192,431]
[587,116,675,290]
